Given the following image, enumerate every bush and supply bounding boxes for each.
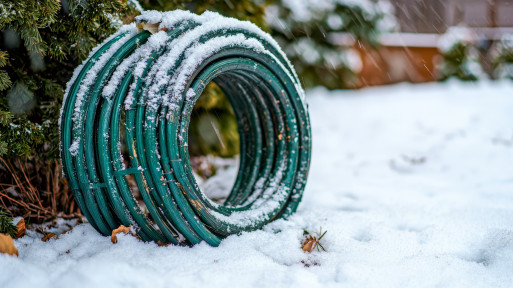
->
[437,26,486,81]
[492,34,513,80]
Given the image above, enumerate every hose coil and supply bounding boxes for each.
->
[60,10,311,246]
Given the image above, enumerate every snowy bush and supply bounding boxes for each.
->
[265,0,397,88]
[437,26,486,81]
[492,34,513,80]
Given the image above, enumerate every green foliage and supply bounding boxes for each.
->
[0,110,44,157]
[0,209,17,238]
[0,50,11,91]
[189,83,239,157]
[492,35,513,80]
[0,0,139,159]
[437,26,485,81]
[438,42,483,81]
[139,0,267,28]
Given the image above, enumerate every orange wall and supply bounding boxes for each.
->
[355,46,440,88]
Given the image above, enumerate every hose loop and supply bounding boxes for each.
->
[60,10,311,246]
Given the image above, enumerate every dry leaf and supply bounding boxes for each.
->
[111,225,130,244]
[62,226,73,235]
[15,218,26,239]
[42,233,57,242]
[302,235,316,253]
[0,233,18,257]
[302,228,327,253]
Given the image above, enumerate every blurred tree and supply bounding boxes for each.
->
[437,26,486,81]
[266,0,396,89]
[492,34,513,80]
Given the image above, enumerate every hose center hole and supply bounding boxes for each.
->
[188,81,240,204]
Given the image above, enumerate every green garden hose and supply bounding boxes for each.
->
[59,10,311,246]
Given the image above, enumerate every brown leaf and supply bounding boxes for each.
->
[0,233,18,257]
[62,226,73,235]
[15,218,26,239]
[42,232,57,242]
[302,235,317,253]
[111,225,131,244]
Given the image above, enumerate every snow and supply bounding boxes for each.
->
[59,24,137,125]
[135,10,162,24]
[437,26,476,53]
[166,33,267,111]
[122,10,305,115]
[140,10,304,112]
[71,27,137,123]
[3,81,513,287]
[199,157,239,201]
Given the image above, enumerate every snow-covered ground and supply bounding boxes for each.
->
[2,81,513,287]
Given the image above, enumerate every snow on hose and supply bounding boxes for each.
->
[59,10,311,246]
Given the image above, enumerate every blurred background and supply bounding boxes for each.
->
[0,0,512,222]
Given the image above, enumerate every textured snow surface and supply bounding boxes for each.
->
[198,157,238,201]
[3,81,513,287]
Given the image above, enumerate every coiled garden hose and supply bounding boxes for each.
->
[59,10,311,246]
